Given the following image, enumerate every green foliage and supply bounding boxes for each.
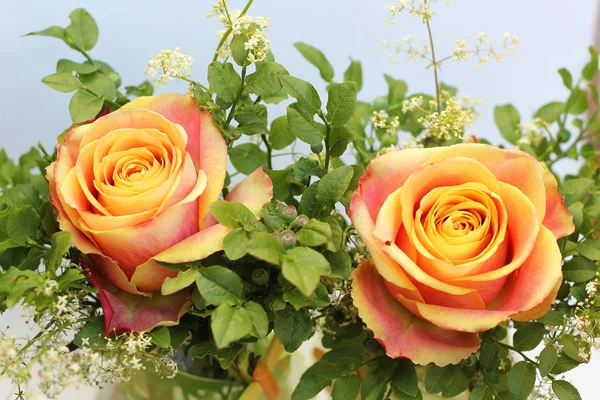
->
[294,42,335,83]
[493,104,521,144]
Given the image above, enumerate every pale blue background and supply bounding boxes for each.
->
[1,1,599,399]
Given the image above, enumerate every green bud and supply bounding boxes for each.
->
[280,230,296,249]
[373,96,388,111]
[108,71,122,88]
[381,133,397,147]
[282,205,298,222]
[291,214,310,229]
[252,268,269,285]
[273,201,286,212]
[310,142,324,154]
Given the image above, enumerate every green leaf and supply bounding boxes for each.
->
[229,143,268,175]
[552,380,582,400]
[566,88,588,115]
[274,305,313,352]
[361,358,396,400]
[210,303,253,348]
[296,220,332,247]
[269,115,296,150]
[125,80,154,97]
[551,354,580,374]
[6,206,39,244]
[582,46,599,81]
[56,59,100,74]
[292,347,363,400]
[65,8,99,51]
[563,257,597,282]
[534,102,565,123]
[235,103,268,136]
[245,301,269,339]
[168,326,190,349]
[149,327,171,348]
[247,232,285,265]
[294,42,334,82]
[287,104,326,145]
[425,364,465,395]
[69,90,103,123]
[25,26,65,41]
[568,202,584,229]
[74,317,107,348]
[340,165,364,209]
[538,345,558,377]
[45,231,73,274]
[324,251,352,280]
[282,247,330,296]
[80,71,117,99]
[329,126,354,158]
[513,322,546,351]
[208,200,257,228]
[42,72,81,93]
[245,61,289,98]
[508,361,536,400]
[576,237,600,261]
[223,228,249,260]
[161,269,200,295]
[316,165,354,213]
[469,386,493,400]
[493,104,521,144]
[299,182,319,217]
[207,62,242,103]
[279,75,322,115]
[391,359,419,397]
[332,374,361,400]
[558,68,573,88]
[326,82,358,126]
[215,343,244,369]
[343,59,363,91]
[196,265,244,306]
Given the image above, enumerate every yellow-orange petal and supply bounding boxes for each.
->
[540,164,575,239]
[153,223,232,264]
[488,226,563,316]
[130,259,179,293]
[425,144,547,224]
[350,189,423,303]
[89,254,147,296]
[352,260,480,366]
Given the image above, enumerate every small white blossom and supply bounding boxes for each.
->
[586,281,598,297]
[578,348,589,362]
[144,47,194,88]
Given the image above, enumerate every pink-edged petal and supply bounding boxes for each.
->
[89,254,146,296]
[153,223,231,264]
[85,257,190,335]
[355,147,441,221]
[46,158,102,256]
[540,164,575,239]
[196,110,228,228]
[88,176,203,276]
[352,260,480,366]
[226,166,273,217]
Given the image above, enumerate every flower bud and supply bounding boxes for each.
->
[291,214,310,229]
[252,268,269,285]
[310,142,324,154]
[282,205,298,222]
[280,230,296,249]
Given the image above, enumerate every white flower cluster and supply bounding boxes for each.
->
[208,1,271,63]
[384,0,434,24]
[452,32,519,68]
[144,47,194,88]
[401,96,424,113]
[380,36,430,64]
[420,97,475,140]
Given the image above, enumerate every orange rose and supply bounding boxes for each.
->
[47,94,273,334]
[350,143,574,366]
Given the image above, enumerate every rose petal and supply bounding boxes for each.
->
[85,257,190,336]
[225,166,274,217]
[540,164,575,239]
[152,223,231,264]
[425,144,547,224]
[352,260,480,366]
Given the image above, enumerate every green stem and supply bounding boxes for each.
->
[225,66,247,128]
[317,111,331,172]
[261,134,273,169]
[423,5,441,114]
[212,0,255,62]
[79,49,94,64]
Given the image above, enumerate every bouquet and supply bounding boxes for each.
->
[1,1,599,399]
